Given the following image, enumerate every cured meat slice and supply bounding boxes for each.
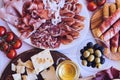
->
[100,20,120,41]
[110,33,119,53]
[0,8,20,26]
[93,67,120,80]
[94,8,120,37]
[3,0,24,16]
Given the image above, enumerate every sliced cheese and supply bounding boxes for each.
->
[16,65,25,74]
[11,63,16,72]
[40,66,57,80]
[12,74,21,80]
[31,49,54,74]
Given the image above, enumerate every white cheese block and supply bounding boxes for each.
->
[12,74,21,80]
[31,49,54,74]
[16,65,25,74]
[41,66,57,80]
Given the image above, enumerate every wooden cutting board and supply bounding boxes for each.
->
[1,48,70,80]
[90,2,120,60]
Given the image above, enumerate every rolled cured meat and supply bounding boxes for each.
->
[100,20,120,41]
[94,8,120,37]
[110,33,119,53]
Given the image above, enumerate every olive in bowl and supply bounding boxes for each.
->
[80,42,105,68]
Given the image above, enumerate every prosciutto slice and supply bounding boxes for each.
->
[93,67,120,80]
[0,8,20,26]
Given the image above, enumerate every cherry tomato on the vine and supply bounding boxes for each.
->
[0,26,6,37]
[5,32,15,42]
[87,1,98,11]
[1,42,9,52]
[7,49,17,59]
[12,39,22,49]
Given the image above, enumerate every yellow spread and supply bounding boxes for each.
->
[58,63,76,80]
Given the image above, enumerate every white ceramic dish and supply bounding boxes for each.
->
[8,0,90,50]
[77,37,120,74]
[78,38,111,73]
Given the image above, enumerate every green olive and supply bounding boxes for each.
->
[96,63,102,68]
[88,55,95,62]
[88,48,94,54]
[95,58,100,63]
[95,50,102,57]
[83,51,90,58]
[82,60,87,66]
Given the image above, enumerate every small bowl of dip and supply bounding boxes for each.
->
[56,60,80,80]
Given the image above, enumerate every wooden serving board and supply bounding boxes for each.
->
[1,48,70,80]
[90,1,120,60]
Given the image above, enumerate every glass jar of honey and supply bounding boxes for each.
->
[56,60,80,80]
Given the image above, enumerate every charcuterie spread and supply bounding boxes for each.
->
[0,0,120,80]
[0,0,86,49]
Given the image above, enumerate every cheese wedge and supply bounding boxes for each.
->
[31,49,54,74]
[24,60,34,70]
[41,66,57,80]
[12,74,21,80]
[27,74,38,80]
[16,65,25,74]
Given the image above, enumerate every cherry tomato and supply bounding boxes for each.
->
[87,1,98,11]
[12,39,22,49]
[7,49,17,59]
[0,26,6,37]
[5,32,14,42]
[97,0,106,6]
[86,0,93,2]
[1,42,9,52]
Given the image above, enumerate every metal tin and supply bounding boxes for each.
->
[56,60,80,80]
